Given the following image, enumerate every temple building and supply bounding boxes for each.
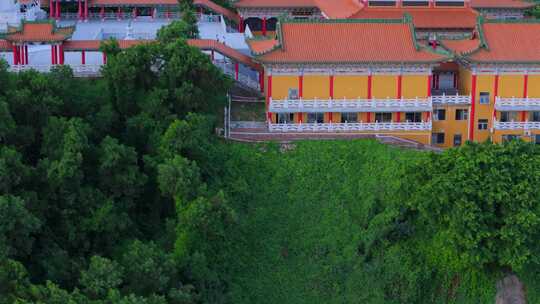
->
[249,17,456,145]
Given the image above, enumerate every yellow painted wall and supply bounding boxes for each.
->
[499,75,524,98]
[303,75,330,99]
[372,75,397,99]
[475,75,496,143]
[528,75,540,98]
[459,67,472,95]
[402,75,428,98]
[334,76,368,99]
[432,105,470,148]
[272,75,298,100]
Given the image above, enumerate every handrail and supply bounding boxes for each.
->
[268,121,432,132]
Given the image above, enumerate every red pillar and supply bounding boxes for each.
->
[56,0,60,19]
[234,62,239,81]
[396,74,402,122]
[101,6,105,20]
[51,45,55,65]
[493,74,499,124]
[262,17,267,36]
[267,75,272,121]
[238,16,244,33]
[18,46,23,65]
[469,74,477,141]
[117,7,122,20]
[329,74,334,122]
[59,44,64,65]
[522,74,529,122]
[103,52,107,64]
[367,74,372,123]
[133,7,138,19]
[12,45,18,65]
[78,0,82,19]
[50,0,54,18]
[81,50,86,65]
[85,0,89,20]
[24,45,29,65]
[298,75,303,123]
[427,74,432,96]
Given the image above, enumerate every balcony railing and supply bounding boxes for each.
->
[431,94,471,105]
[493,121,540,130]
[268,121,432,132]
[9,64,102,77]
[269,98,431,113]
[495,97,540,111]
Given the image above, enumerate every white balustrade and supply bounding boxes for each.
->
[268,121,432,132]
[9,64,102,77]
[431,94,471,105]
[495,97,540,111]
[493,121,540,130]
[269,97,432,113]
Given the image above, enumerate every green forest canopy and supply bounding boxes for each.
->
[2,19,540,304]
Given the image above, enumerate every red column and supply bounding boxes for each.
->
[469,74,477,141]
[85,0,89,20]
[59,44,64,65]
[78,0,82,19]
[267,75,272,121]
[51,45,55,65]
[165,8,169,19]
[103,52,107,64]
[238,16,244,33]
[299,75,304,123]
[133,7,138,19]
[24,45,29,65]
[18,46,23,65]
[117,7,122,19]
[12,45,18,65]
[367,74,373,123]
[234,62,239,81]
[81,50,86,65]
[329,75,334,123]
[56,0,60,19]
[453,72,458,89]
[493,74,499,124]
[427,74,432,96]
[262,17,267,36]
[49,0,53,18]
[101,6,105,20]
[396,74,402,122]
[522,74,529,122]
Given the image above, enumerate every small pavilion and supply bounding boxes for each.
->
[1,20,75,65]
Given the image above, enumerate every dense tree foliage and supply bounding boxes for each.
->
[2,13,540,304]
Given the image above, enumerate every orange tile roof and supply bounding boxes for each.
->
[351,7,478,29]
[466,22,540,63]
[314,0,364,19]
[234,0,317,8]
[247,39,279,54]
[441,38,480,55]
[471,0,535,9]
[255,20,446,64]
[4,21,74,43]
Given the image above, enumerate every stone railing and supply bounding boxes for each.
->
[268,121,432,132]
[269,97,431,113]
[493,121,540,130]
[9,64,102,77]
[431,94,472,105]
[495,97,540,111]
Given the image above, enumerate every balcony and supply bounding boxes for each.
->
[431,94,471,105]
[495,97,540,111]
[269,98,431,113]
[493,121,540,130]
[268,121,432,132]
